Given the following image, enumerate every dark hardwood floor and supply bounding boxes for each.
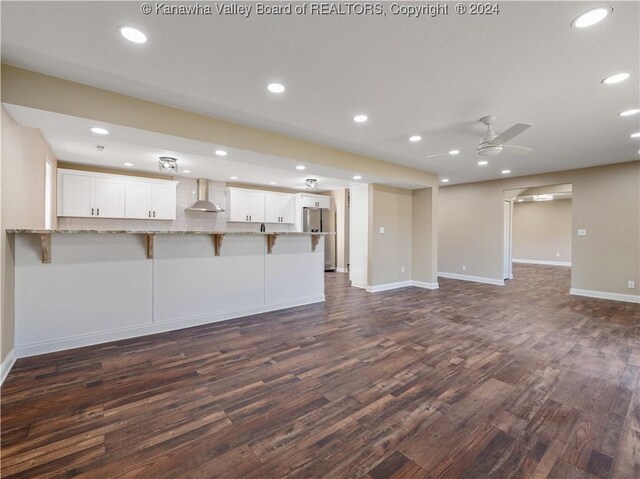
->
[1,264,639,478]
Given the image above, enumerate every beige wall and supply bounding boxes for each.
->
[513,199,572,263]
[367,185,412,286]
[412,188,437,284]
[1,107,58,362]
[439,162,640,296]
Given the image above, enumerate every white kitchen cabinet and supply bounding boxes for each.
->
[265,192,296,224]
[301,195,331,209]
[58,169,177,220]
[60,173,95,217]
[95,178,125,218]
[228,188,265,223]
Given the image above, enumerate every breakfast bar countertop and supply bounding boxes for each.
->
[7,229,335,235]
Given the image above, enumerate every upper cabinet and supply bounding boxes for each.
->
[58,169,178,220]
[301,194,331,209]
[228,188,294,223]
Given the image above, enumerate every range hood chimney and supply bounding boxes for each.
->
[185,178,224,213]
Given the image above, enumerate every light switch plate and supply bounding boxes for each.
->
[379,227,385,234]
[629,280,636,289]
[577,229,587,236]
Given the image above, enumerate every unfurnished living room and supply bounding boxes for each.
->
[0,2,639,478]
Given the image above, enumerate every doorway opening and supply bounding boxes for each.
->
[503,184,573,283]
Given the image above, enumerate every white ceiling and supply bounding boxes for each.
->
[2,1,639,185]
[3,104,355,191]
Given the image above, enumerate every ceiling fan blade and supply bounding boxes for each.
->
[425,153,448,158]
[492,123,532,144]
[502,145,533,155]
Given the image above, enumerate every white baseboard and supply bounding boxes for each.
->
[438,272,505,286]
[411,280,439,290]
[514,259,571,267]
[1,349,17,386]
[335,267,348,273]
[350,280,368,290]
[570,288,639,304]
[15,295,325,358]
[367,281,413,293]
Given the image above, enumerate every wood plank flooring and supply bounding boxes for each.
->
[1,264,639,478]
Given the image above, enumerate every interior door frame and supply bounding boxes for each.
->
[503,199,513,280]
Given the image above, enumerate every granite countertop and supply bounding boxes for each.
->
[7,229,335,235]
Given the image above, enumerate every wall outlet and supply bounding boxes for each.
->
[379,227,385,234]
[556,252,560,257]
[577,229,587,236]
[629,280,636,289]
[462,265,467,271]
[401,266,405,273]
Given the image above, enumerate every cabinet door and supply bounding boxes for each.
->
[60,174,94,217]
[152,184,177,220]
[281,194,296,223]
[95,178,125,218]
[264,193,282,223]
[228,189,250,222]
[248,192,265,222]
[125,181,153,219]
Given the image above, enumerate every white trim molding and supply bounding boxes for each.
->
[1,349,17,386]
[438,272,505,286]
[15,295,325,358]
[350,280,368,290]
[335,267,348,273]
[570,288,639,304]
[366,281,413,293]
[514,259,571,267]
[411,280,439,290]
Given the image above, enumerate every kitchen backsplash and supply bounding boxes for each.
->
[58,178,297,232]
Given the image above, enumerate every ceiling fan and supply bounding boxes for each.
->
[425,115,533,159]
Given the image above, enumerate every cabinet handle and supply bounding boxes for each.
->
[91,208,94,216]
[97,208,100,216]
[249,215,252,221]
[149,211,151,218]
[153,211,156,218]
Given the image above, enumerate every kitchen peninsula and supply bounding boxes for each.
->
[10,229,331,357]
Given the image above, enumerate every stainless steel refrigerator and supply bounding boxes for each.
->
[303,207,336,271]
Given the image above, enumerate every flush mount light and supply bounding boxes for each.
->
[478,160,488,166]
[353,175,362,180]
[305,178,318,190]
[183,170,191,174]
[449,150,460,155]
[353,114,368,123]
[571,7,612,28]
[215,150,228,157]
[296,165,306,170]
[501,169,511,174]
[230,176,238,180]
[517,199,524,202]
[119,26,147,44]
[267,83,285,93]
[602,73,630,85]
[158,156,178,173]
[409,135,422,142]
[631,132,640,138]
[441,178,450,183]
[619,109,640,117]
[124,162,134,167]
[89,127,109,135]
[533,194,554,201]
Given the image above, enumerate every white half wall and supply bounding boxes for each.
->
[349,184,369,288]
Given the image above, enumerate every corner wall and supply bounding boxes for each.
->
[439,162,640,299]
[1,107,58,364]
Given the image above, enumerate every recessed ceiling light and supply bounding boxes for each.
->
[296,165,306,170]
[602,73,630,85]
[183,170,191,173]
[353,175,362,180]
[631,132,640,138]
[501,169,511,174]
[123,162,133,167]
[517,199,524,202]
[353,114,368,123]
[119,26,147,44]
[620,109,640,117]
[269,181,277,185]
[449,150,460,155]
[571,7,612,28]
[409,135,422,142]
[267,83,285,93]
[478,160,488,166]
[230,176,238,180]
[215,150,228,157]
[89,127,109,135]
[441,178,450,183]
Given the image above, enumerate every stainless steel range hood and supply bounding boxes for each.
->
[185,178,225,213]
